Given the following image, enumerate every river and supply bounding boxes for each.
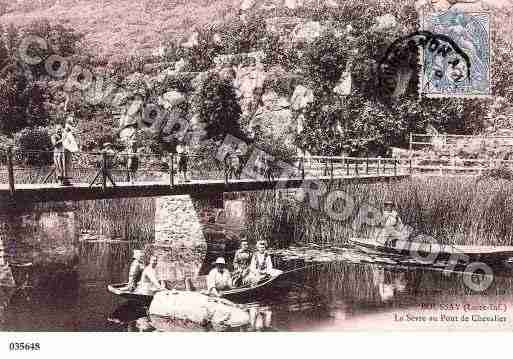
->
[2,240,513,331]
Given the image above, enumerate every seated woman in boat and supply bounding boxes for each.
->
[244,240,282,286]
[127,249,145,291]
[137,255,165,295]
[232,239,252,287]
[380,201,404,247]
[207,257,233,297]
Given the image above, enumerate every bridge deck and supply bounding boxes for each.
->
[0,174,410,203]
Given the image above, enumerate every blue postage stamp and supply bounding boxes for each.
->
[420,10,491,98]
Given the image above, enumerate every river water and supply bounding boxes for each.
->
[2,240,513,332]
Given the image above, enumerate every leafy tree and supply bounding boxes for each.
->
[261,33,299,72]
[181,27,222,72]
[17,19,84,79]
[220,15,267,55]
[191,72,244,142]
[300,29,351,95]
[0,21,85,137]
[0,69,49,135]
[14,126,52,165]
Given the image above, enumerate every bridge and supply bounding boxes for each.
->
[0,149,411,204]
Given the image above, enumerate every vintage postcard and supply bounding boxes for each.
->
[1,0,513,353]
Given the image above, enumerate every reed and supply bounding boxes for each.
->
[244,177,513,247]
[1,167,158,245]
[6,165,513,246]
[77,198,155,245]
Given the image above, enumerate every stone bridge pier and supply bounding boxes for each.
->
[0,202,79,288]
[153,193,247,281]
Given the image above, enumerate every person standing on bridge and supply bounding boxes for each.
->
[89,142,117,187]
[176,143,189,183]
[51,124,66,185]
[61,116,78,186]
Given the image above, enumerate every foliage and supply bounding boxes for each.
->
[75,114,119,152]
[13,126,52,165]
[15,19,85,78]
[0,70,49,135]
[261,33,300,72]
[191,72,244,142]
[294,3,500,155]
[0,20,86,138]
[219,15,268,55]
[247,177,513,247]
[300,29,351,95]
[181,27,222,72]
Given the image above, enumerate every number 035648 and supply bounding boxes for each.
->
[9,342,40,351]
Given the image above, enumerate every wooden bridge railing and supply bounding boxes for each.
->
[0,148,408,194]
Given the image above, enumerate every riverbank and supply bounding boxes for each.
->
[244,177,513,247]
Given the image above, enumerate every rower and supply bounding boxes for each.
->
[207,257,232,297]
[127,249,144,292]
[137,255,165,295]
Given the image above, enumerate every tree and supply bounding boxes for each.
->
[261,33,299,72]
[220,15,267,55]
[300,29,351,95]
[181,27,222,72]
[0,21,85,137]
[0,69,49,135]
[191,72,244,142]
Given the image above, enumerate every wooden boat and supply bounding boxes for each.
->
[107,273,284,305]
[349,237,513,266]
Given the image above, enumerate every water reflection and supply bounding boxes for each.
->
[2,242,513,331]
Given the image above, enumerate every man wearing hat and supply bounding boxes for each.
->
[245,240,283,286]
[207,257,233,297]
[127,249,145,291]
[89,142,117,187]
[380,201,403,247]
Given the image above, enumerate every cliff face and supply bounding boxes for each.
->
[4,0,513,156]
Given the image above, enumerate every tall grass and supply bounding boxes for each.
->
[0,167,156,245]
[244,177,513,247]
[5,165,513,247]
[77,198,155,245]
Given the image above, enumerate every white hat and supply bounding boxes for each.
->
[133,250,144,259]
[214,257,226,265]
[256,240,267,247]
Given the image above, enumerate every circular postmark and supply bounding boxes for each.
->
[377,30,471,98]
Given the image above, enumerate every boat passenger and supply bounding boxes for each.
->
[137,255,165,295]
[127,249,145,291]
[207,257,232,297]
[245,240,282,286]
[381,201,404,247]
[232,239,252,286]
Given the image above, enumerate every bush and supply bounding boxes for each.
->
[14,126,53,166]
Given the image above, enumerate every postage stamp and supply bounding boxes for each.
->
[420,10,491,97]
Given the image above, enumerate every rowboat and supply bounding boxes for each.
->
[349,237,513,266]
[107,273,284,305]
